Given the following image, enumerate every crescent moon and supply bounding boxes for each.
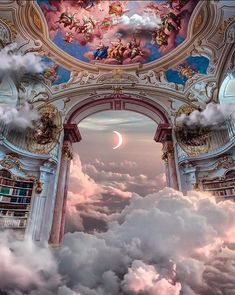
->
[113,131,123,150]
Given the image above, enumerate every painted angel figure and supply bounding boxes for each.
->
[93,42,109,60]
[108,38,126,60]
[81,16,95,39]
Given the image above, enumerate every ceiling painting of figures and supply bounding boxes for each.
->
[36,0,199,65]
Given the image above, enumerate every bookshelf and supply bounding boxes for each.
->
[0,169,34,231]
[201,170,235,200]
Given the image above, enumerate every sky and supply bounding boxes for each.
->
[66,111,166,233]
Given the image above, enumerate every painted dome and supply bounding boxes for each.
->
[37,0,199,65]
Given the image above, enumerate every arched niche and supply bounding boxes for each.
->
[0,76,18,106]
[219,74,235,104]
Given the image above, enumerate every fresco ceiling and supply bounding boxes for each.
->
[37,0,199,66]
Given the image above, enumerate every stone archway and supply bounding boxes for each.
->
[49,95,179,245]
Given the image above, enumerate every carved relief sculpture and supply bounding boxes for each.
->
[27,104,62,154]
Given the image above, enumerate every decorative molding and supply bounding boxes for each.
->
[0,153,36,180]
[0,18,17,46]
[218,16,235,36]
[214,155,234,170]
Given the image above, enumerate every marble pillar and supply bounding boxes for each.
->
[49,141,72,245]
[155,123,179,190]
[162,141,179,190]
[49,124,81,245]
[59,143,72,243]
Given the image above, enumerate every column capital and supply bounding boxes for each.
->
[154,123,172,143]
[64,124,82,143]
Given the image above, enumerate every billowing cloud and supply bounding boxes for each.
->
[120,13,162,31]
[1,188,235,295]
[0,44,45,128]
[66,155,166,232]
[122,261,181,295]
[176,103,235,127]
[0,43,45,79]
[0,231,60,295]
[0,102,38,129]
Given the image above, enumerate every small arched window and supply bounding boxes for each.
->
[219,75,235,104]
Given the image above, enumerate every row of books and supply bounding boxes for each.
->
[0,187,32,197]
[0,195,31,204]
[0,210,28,217]
[0,217,27,228]
[211,188,235,197]
[0,179,33,189]
[203,179,235,189]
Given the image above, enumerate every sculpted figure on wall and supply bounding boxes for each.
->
[33,112,56,145]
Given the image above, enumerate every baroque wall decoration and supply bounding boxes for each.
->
[174,105,211,156]
[0,18,17,47]
[27,104,62,154]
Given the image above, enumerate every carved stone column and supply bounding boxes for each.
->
[155,123,179,190]
[49,124,81,245]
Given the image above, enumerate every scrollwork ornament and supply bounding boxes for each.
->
[0,153,36,179]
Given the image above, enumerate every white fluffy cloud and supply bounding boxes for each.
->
[0,44,45,128]
[66,155,166,232]
[122,260,182,295]
[120,13,162,31]
[1,188,235,295]
[176,103,235,127]
[0,232,60,295]
[0,103,38,129]
[0,43,45,78]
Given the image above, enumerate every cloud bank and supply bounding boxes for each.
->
[66,155,166,233]
[1,188,235,295]
[176,103,235,127]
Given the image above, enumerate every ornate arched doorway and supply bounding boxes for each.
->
[49,95,179,245]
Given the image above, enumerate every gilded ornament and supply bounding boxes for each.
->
[32,10,42,30]
[0,18,17,46]
[218,16,235,35]
[193,13,203,33]
[0,153,36,180]
[162,149,174,163]
[27,104,62,154]
[62,142,73,160]
[215,156,234,170]
[162,151,169,163]
[36,180,43,194]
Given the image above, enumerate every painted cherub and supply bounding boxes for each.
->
[80,16,95,39]
[108,38,126,60]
